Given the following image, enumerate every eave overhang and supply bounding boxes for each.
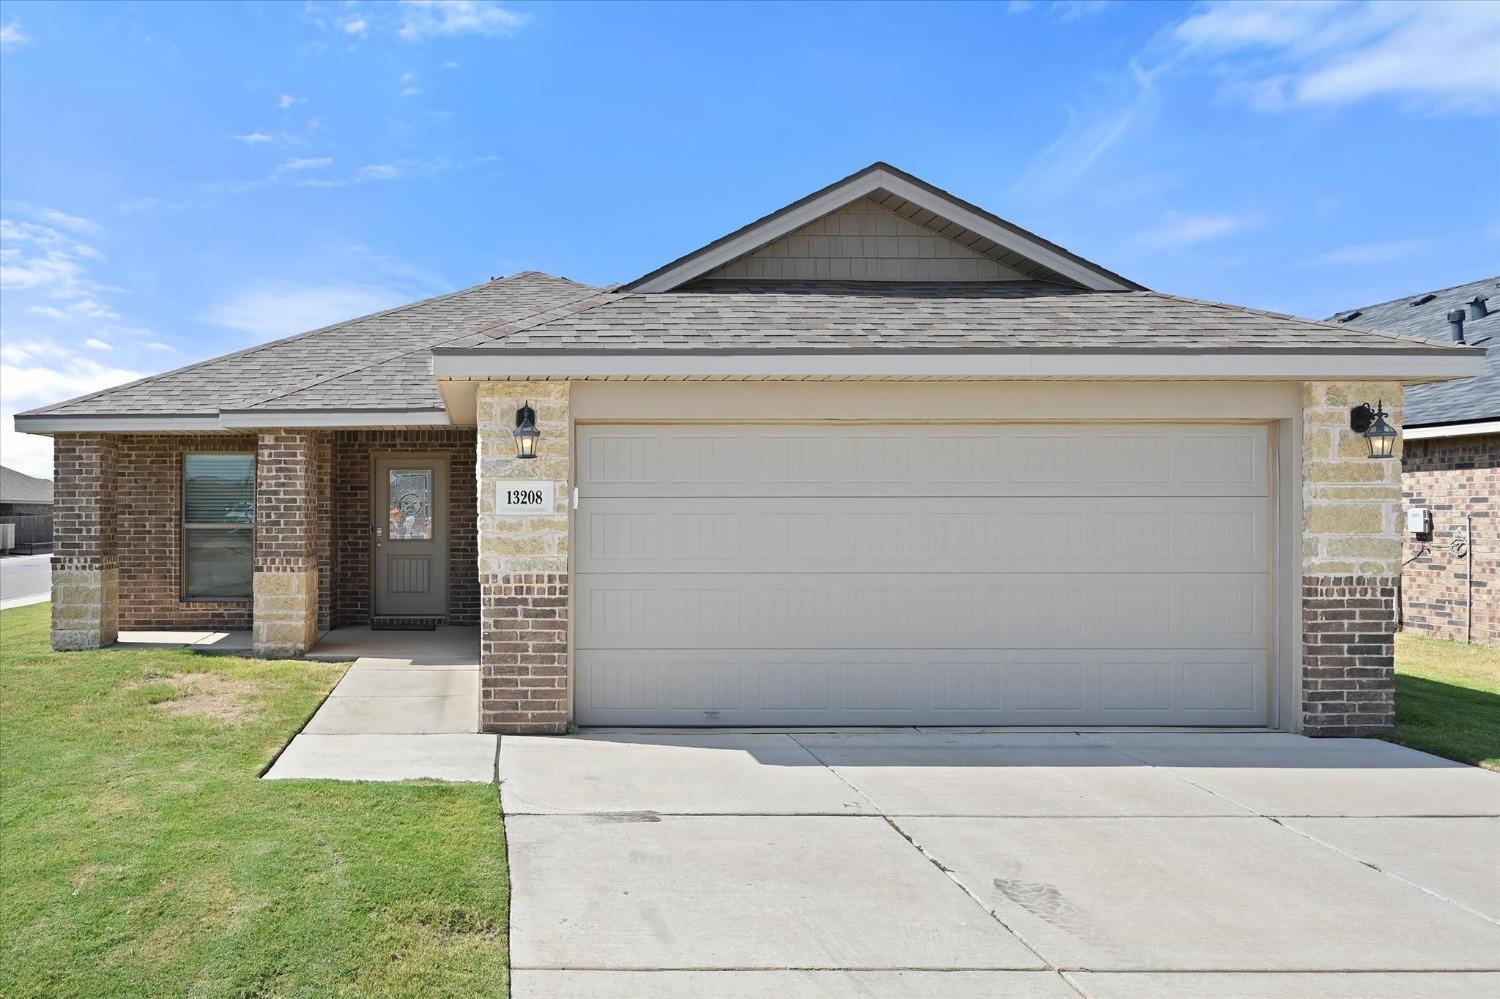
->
[13,408,452,435]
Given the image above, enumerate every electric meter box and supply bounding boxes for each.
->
[1407,507,1432,535]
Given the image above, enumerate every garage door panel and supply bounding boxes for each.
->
[576,573,1267,650]
[576,650,1268,727]
[580,425,1268,498]
[580,496,1270,574]
[575,422,1271,728]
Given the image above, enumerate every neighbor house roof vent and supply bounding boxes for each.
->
[1411,294,1436,306]
[1446,309,1466,343]
[1468,295,1489,320]
[1337,310,1362,323]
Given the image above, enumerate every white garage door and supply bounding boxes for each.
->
[575,424,1270,727]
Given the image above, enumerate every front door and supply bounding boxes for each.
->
[373,454,449,618]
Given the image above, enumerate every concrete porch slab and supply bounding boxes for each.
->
[1279,816,1500,920]
[331,668,479,698]
[114,629,253,653]
[263,733,495,782]
[1088,732,1500,816]
[511,970,1077,999]
[499,733,875,816]
[303,694,476,734]
[306,625,479,666]
[507,814,1043,971]
[793,732,1248,817]
[896,815,1500,970]
[1070,972,1500,998]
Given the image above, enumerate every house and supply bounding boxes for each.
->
[0,464,54,554]
[1329,278,1499,646]
[14,163,1485,737]
[0,465,53,517]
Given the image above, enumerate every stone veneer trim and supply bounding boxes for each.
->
[1300,382,1403,735]
[476,382,571,733]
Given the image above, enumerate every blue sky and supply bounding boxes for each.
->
[2,0,1498,476]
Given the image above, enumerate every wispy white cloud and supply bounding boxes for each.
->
[116,195,198,214]
[1172,1,1500,115]
[84,337,112,351]
[1137,211,1263,248]
[278,156,334,173]
[231,131,275,144]
[201,282,410,339]
[340,16,369,38]
[396,1,530,42]
[0,22,28,51]
[1,338,148,477]
[1053,1,1116,22]
[1298,239,1435,267]
[1011,60,1161,200]
[277,93,305,110]
[1006,1,1115,19]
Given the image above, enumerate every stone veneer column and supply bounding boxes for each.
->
[51,434,119,650]
[476,382,570,734]
[253,432,319,657]
[1302,382,1404,736]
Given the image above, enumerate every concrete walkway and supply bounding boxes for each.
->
[264,656,494,782]
[502,730,1500,999]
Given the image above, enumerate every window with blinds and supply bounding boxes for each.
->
[183,453,254,599]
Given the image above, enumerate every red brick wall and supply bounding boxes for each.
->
[333,428,478,626]
[115,435,258,630]
[479,571,568,734]
[53,434,116,573]
[1400,433,1499,646]
[1302,575,1398,736]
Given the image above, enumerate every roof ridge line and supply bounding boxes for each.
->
[239,282,611,411]
[449,286,625,346]
[16,274,553,418]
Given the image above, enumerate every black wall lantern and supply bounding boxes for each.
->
[1349,401,1397,460]
[513,401,540,459]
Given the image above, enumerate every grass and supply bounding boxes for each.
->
[0,602,508,998]
[1387,633,1500,772]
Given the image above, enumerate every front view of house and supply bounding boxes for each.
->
[16,164,1484,737]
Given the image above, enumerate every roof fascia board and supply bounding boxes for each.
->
[14,410,451,434]
[431,351,1484,381]
[12,415,223,434]
[1402,419,1500,440]
[626,167,1131,294]
[216,409,451,429]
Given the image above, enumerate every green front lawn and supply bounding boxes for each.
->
[1388,633,1500,772]
[0,603,508,998]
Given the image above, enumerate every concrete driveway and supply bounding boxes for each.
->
[502,730,1500,998]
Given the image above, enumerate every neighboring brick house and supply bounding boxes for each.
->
[1329,278,1499,646]
[15,163,1485,736]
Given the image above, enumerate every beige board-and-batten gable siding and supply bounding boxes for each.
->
[705,197,1032,282]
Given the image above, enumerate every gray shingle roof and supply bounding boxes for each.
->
[1327,276,1500,427]
[0,465,52,505]
[23,272,601,417]
[463,279,1458,352]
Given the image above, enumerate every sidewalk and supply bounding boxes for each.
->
[264,656,495,782]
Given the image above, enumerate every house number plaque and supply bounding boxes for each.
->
[495,480,556,515]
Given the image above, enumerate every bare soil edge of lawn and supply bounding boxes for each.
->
[0,602,510,999]
[1385,634,1500,773]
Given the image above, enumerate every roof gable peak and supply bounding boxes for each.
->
[624,162,1143,294]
